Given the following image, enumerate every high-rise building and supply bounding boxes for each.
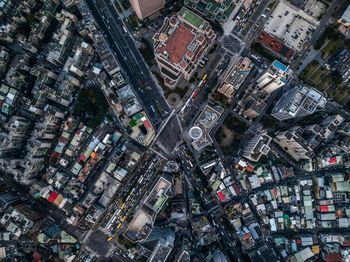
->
[217,57,253,99]
[129,0,165,21]
[0,192,19,210]
[153,8,215,88]
[338,3,350,37]
[242,133,272,162]
[26,107,64,158]
[275,127,314,161]
[242,95,266,119]
[0,116,30,157]
[256,60,291,94]
[271,84,327,121]
[275,115,344,162]
[150,237,175,261]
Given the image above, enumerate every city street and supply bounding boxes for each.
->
[86,0,170,129]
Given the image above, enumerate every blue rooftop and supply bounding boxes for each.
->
[273,60,288,72]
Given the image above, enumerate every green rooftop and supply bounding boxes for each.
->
[180,8,207,29]
[153,195,167,210]
[184,0,235,24]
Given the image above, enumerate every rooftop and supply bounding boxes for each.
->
[145,177,172,213]
[179,8,207,29]
[157,24,195,64]
[185,0,236,24]
[258,31,295,61]
[263,0,318,51]
[341,3,350,24]
[125,208,154,243]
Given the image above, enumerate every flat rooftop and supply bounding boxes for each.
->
[116,84,142,116]
[258,31,295,61]
[191,105,224,151]
[274,85,326,116]
[125,208,154,242]
[185,0,236,23]
[196,105,222,132]
[304,0,327,20]
[263,0,318,51]
[179,8,207,29]
[341,3,350,23]
[158,24,195,64]
[145,177,172,212]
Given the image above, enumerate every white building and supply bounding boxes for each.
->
[256,60,291,94]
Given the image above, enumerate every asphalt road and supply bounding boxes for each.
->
[85,0,170,129]
[176,147,245,261]
[100,153,164,235]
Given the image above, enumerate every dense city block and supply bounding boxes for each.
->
[1,0,350,261]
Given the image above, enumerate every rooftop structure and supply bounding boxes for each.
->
[0,192,19,210]
[241,94,267,119]
[0,0,13,18]
[125,175,172,243]
[0,46,10,77]
[184,0,238,24]
[326,49,350,86]
[190,105,224,151]
[338,3,350,38]
[257,31,295,61]
[242,133,272,162]
[46,11,76,66]
[94,34,120,76]
[271,84,327,121]
[217,57,252,99]
[129,112,155,146]
[189,126,203,140]
[256,60,291,94]
[0,206,34,239]
[0,84,19,120]
[129,0,164,21]
[275,115,343,161]
[263,0,318,51]
[0,116,30,158]
[93,171,120,208]
[148,229,175,262]
[177,250,191,262]
[125,208,155,243]
[153,8,215,88]
[116,84,142,116]
[304,0,327,20]
[291,247,314,262]
[275,127,314,161]
[340,3,350,26]
[144,177,172,213]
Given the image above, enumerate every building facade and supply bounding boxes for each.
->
[129,0,164,21]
